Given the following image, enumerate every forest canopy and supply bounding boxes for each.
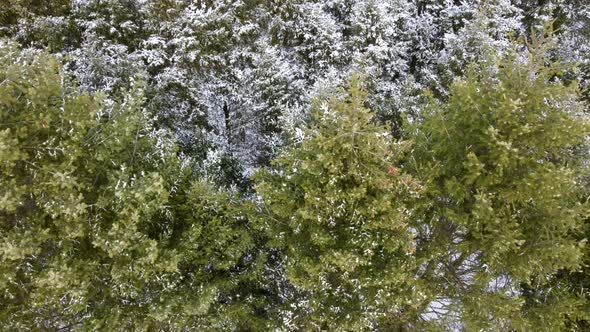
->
[0,0,589,330]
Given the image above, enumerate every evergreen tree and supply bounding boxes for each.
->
[254,76,427,330]
[408,36,589,330]
[0,0,71,33]
[0,39,174,329]
[1,2,589,329]
[0,41,269,330]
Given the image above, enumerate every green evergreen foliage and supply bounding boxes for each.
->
[254,76,427,330]
[1,3,589,327]
[0,41,268,330]
[0,40,173,329]
[408,35,590,330]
